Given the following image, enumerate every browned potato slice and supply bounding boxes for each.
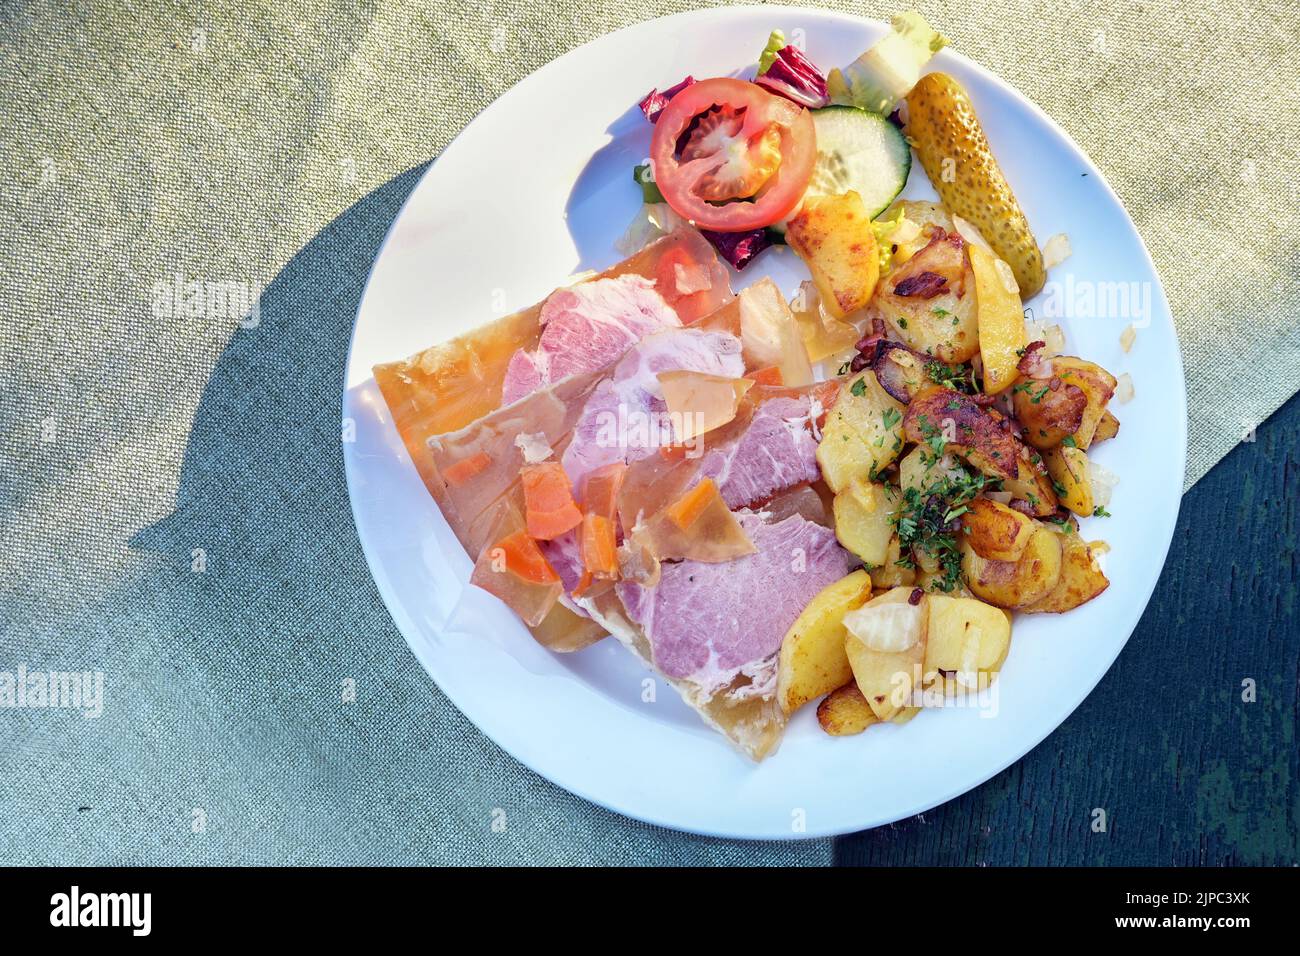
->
[777,570,874,715]
[1044,445,1094,517]
[961,525,1062,608]
[890,707,921,725]
[924,594,1012,681]
[786,192,881,319]
[871,228,978,362]
[1013,379,1088,450]
[968,242,1027,394]
[961,497,1035,561]
[816,370,907,492]
[903,386,1020,480]
[872,341,963,405]
[1001,455,1060,516]
[1092,410,1120,444]
[1052,357,1117,449]
[1023,533,1109,613]
[816,683,879,736]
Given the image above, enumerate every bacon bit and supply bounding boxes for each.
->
[1008,499,1036,516]
[1048,376,1062,391]
[1016,341,1051,377]
[744,365,784,386]
[908,588,924,606]
[442,451,491,486]
[892,270,949,299]
[492,530,560,585]
[520,462,583,540]
[666,478,719,531]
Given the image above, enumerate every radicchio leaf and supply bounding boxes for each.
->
[754,46,830,109]
[638,76,696,123]
[700,228,772,271]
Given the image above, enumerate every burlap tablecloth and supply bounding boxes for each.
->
[2,0,1294,864]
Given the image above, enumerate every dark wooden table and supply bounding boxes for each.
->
[836,392,1300,865]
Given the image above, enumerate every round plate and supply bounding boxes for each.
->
[342,7,1186,839]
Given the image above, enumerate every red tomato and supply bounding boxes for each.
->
[650,78,816,233]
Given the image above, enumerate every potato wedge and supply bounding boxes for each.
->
[899,444,965,496]
[1092,409,1120,444]
[924,594,1011,685]
[776,570,874,715]
[869,535,917,589]
[1052,357,1117,449]
[844,587,927,720]
[968,243,1027,394]
[816,682,879,736]
[1043,444,1094,517]
[833,479,899,568]
[816,370,906,492]
[891,707,921,725]
[1001,455,1060,516]
[786,192,881,319]
[961,524,1062,609]
[961,497,1035,561]
[904,73,1045,297]
[1023,533,1109,613]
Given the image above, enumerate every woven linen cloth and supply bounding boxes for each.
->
[1,0,1294,864]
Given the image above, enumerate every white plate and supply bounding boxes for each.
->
[342,6,1186,839]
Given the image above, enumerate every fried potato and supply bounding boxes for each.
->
[844,587,927,720]
[961,525,1062,608]
[871,227,978,363]
[1092,410,1120,444]
[961,497,1035,561]
[1043,444,1094,517]
[968,243,1027,393]
[903,386,1020,480]
[786,192,881,319]
[1052,357,1117,449]
[816,370,906,492]
[1014,379,1088,450]
[905,73,1045,297]
[1023,533,1109,613]
[816,682,879,735]
[833,479,899,568]
[777,570,874,715]
[924,594,1011,684]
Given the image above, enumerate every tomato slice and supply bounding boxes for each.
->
[650,78,816,233]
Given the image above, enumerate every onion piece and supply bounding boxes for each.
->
[1042,233,1072,270]
[1120,324,1136,353]
[1115,372,1135,404]
[1087,459,1119,507]
[843,602,924,652]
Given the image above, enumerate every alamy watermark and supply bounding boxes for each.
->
[0,666,104,718]
[1039,274,1154,328]
[151,272,261,328]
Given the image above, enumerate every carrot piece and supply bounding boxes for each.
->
[520,462,582,540]
[442,451,491,486]
[666,478,719,531]
[745,366,784,386]
[492,530,559,585]
[579,514,618,576]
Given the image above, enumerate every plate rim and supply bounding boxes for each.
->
[340,5,1189,839]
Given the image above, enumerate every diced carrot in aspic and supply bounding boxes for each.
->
[666,478,720,531]
[659,444,689,463]
[492,530,560,585]
[579,514,618,576]
[442,451,491,486]
[520,462,582,540]
[744,366,784,386]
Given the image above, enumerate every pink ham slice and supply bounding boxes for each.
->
[500,275,681,405]
[696,395,820,509]
[561,326,744,493]
[616,512,851,695]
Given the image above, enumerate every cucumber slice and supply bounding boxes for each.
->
[806,106,911,218]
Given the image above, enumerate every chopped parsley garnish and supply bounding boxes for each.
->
[882,407,902,430]
[850,377,868,397]
[1093,505,1111,517]
[891,463,990,593]
[1061,434,1077,448]
[925,361,975,394]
